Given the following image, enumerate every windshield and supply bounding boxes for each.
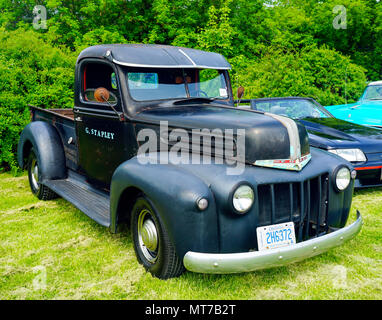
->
[363,85,382,100]
[253,98,330,120]
[125,67,229,101]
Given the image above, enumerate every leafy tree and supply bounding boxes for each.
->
[233,45,367,106]
[147,0,212,47]
[274,0,381,79]
[0,0,37,29]
[0,28,75,171]
[196,0,236,58]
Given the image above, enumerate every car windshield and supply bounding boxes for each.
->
[125,67,229,101]
[253,98,331,120]
[363,85,382,100]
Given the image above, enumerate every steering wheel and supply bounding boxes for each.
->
[197,90,209,98]
[84,88,117,103]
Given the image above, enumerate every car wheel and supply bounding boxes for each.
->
[131,196,185,279]
[27,148,57,200]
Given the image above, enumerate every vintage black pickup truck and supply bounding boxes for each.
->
[17,44,362,279]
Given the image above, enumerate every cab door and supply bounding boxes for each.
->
[74,59,127,188]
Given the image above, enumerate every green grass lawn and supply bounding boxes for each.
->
[0,172,381,300]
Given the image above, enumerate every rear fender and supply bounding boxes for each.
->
[17,121,67,180]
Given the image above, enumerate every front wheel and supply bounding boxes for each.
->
[131,196,185,279]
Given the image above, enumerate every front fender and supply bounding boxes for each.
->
[110,156,219,258]
[17,121,66,180]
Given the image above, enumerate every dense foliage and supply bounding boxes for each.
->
[0,28,76,171]
[0,0,380,170]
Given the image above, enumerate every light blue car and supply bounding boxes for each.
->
[325,81,382,129]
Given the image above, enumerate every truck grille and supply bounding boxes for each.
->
[256,173,329,242]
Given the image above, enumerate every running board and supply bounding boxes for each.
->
[43,174,111,227]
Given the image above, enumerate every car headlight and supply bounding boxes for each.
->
[232,185,254,214]
[328,148,366,162]
[334,166,351,192]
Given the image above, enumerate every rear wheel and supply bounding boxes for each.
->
[131,196,185,279]
[27,148,57,200]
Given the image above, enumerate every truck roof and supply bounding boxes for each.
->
[368,80,382,86]
[77,44,232,70]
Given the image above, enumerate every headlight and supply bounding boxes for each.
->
[232,185,254,214]
[328,148,366,162]
[335,166,351,191]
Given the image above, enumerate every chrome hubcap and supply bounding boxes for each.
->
[137,209,159,263]
[141,219,158,251]
[31,159,39,190]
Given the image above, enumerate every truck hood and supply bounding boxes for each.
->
[133,103,311,170]
[299,117,382,154]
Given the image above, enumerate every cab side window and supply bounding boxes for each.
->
[255,102,271,112]
[81,62,119,107]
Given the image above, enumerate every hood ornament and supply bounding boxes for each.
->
[254,154,311,171]
[254,113,311,171]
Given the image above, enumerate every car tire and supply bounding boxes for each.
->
[27,148,57,201]
[131,196,185,279]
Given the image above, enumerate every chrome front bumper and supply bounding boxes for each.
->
[183,211,363,274]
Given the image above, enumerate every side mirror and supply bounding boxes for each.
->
[237,86,244,100]
[94,87,110,102]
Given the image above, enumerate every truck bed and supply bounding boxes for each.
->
[30,106,78,171]
[48,109,75,120]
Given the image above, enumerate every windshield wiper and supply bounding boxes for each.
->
[296,116,322,120]
[368,98,382,101]
[173,97,216,105]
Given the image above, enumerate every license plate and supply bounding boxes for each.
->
[256,222,296,251]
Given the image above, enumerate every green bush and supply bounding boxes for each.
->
[231,46,367,106]
[0,28,76,171]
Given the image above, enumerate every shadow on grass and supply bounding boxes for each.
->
[28,177,377,299]
[57,197,306,291]
[54,195,343,291]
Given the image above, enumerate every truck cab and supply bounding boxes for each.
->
[74,44,235,186]
[17,44,362,279]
